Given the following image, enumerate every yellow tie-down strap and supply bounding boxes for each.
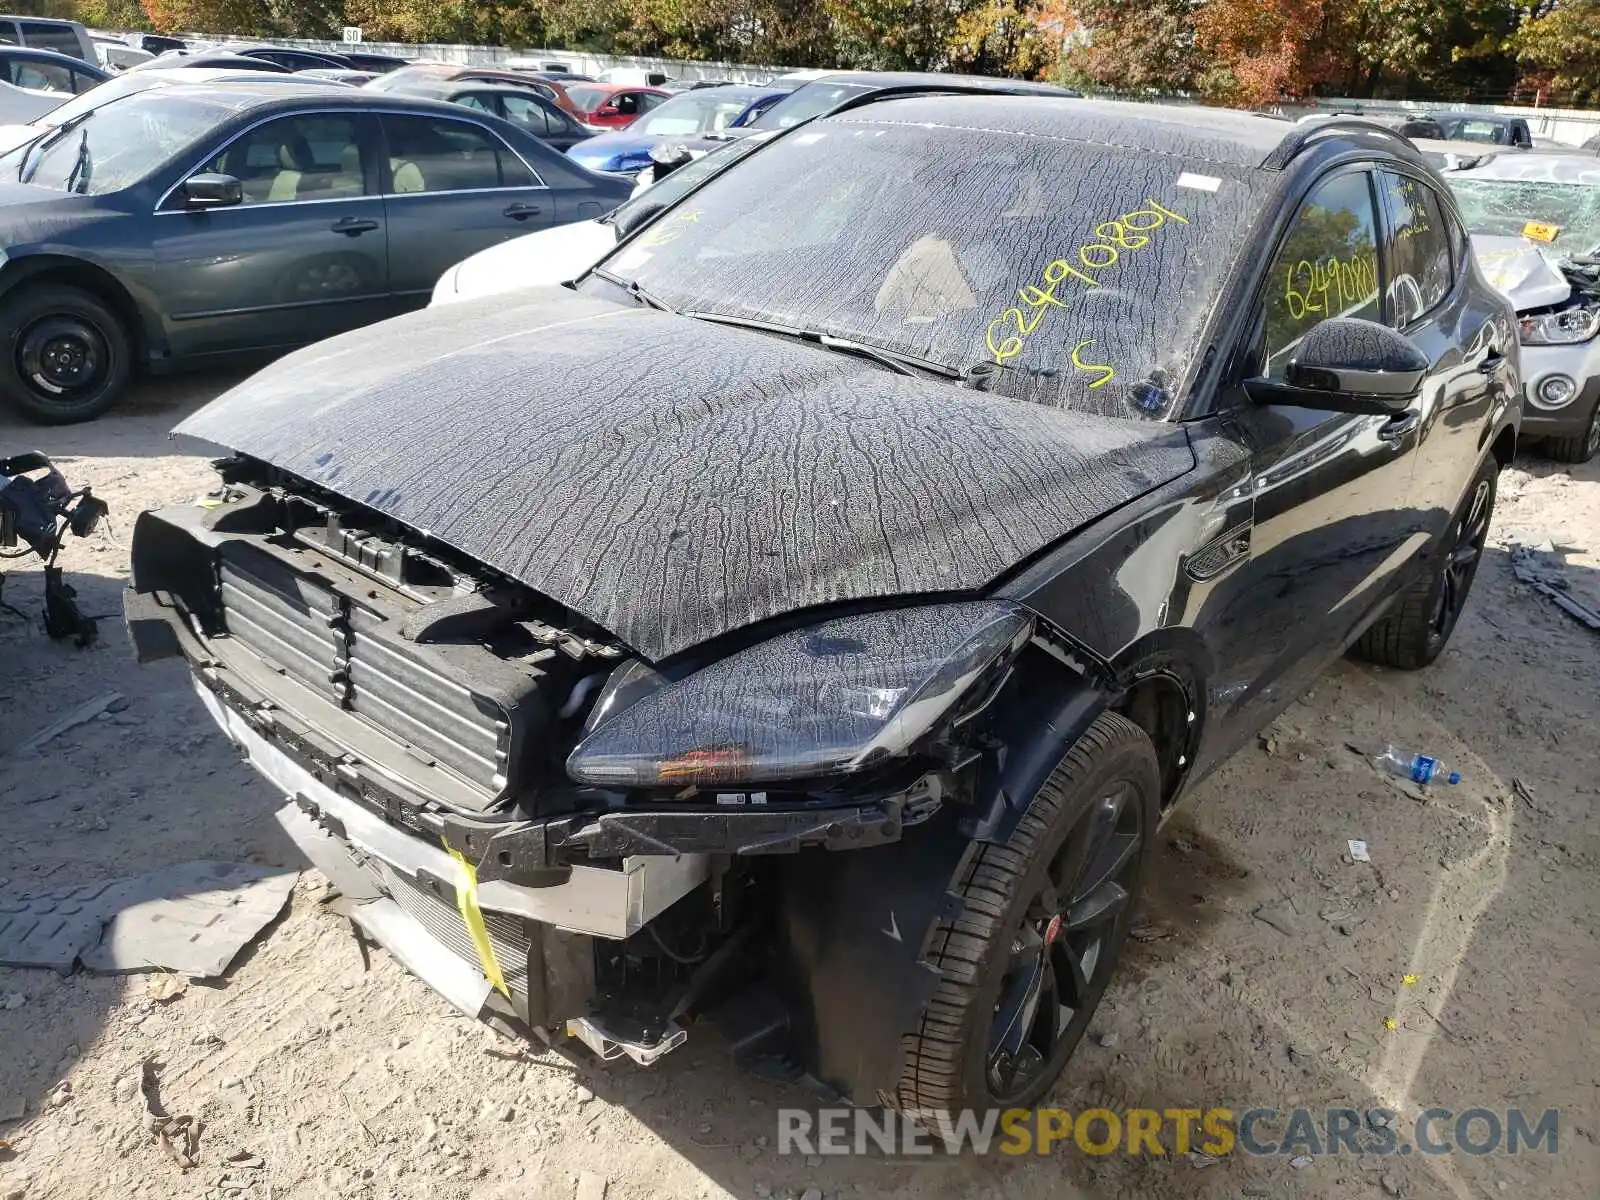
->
[444,842,511,999]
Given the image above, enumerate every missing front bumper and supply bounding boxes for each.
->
[198,684,705,1059]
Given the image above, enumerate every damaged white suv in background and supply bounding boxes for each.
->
[1449,153,1600,462]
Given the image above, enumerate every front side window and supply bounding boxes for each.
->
[453,92,495,114]
[598,119,1259,419]
[1379,172,1453,326]
[382,115,533,193]
[200,114,364,204]
[1259,171,1381,379]
[8,55,75,92]
[613,92,641,116]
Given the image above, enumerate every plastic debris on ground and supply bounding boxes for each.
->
[0,861,296,976]
[1509,541,1600,631]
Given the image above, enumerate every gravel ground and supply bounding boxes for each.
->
[1,374,1596,1200]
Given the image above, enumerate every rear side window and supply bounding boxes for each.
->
[382,115,536,193]
[19,22,82,58]
[1259,171,1381,379]
[501,95,553,137]
[1379,173,1453,326]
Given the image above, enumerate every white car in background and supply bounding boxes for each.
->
[1448,153,1600,461]
[431,131,776,305]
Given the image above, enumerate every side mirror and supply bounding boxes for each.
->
[648,142,692,179]
[1245,317,1427,414]
[182,172,242,209]
[612,199,667,240]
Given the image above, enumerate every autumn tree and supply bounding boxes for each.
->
[1056,0,1203,93]
[1192,0,1333,104]
[140,0,272,36]
[948,0,1064,77]
[1514,0,1600,104]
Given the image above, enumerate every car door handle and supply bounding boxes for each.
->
[331,217,378,236]
[1475,352,1506,375]
[503,202,542,220]
[1377,411,1420,441]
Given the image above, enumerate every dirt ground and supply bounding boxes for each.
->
[1,375,1596,1200]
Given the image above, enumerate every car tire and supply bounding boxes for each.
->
[1541,400,1600,464]
[1351,456,1497,670]
[894,711,1159,1117]
[0,283,132,425]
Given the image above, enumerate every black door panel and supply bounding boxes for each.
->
[1192,168,1422,763]
[1377,170,1511,542]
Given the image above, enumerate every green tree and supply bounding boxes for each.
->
[1514,0,1600,104]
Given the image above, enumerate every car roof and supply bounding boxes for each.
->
[831,95,1400,171]
[1434,111,1520,122]
[789,69,1073,95]
[145,80,493,117]
[0,46,95,66]
[570,82,660,94]
[670,83,781,103]
[1452,152,1600,185]
[416,80,554,101]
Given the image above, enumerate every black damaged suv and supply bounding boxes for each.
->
[128,97,1519,1114]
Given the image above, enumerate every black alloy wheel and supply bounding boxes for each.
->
[1428,471,1493,652]
[896,712,1160,1115]
[986,778,1146,1102]
[1351,456,1498,670]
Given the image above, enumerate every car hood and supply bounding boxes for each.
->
[176,288,1195,661]
[1471,233,1572,311]
[0,123,43,156]
[436,219,615,303]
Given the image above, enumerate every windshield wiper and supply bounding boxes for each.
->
[590,266,675,313]
[20,110,91,183]
[682,310,963,380]
[62,130,90,195]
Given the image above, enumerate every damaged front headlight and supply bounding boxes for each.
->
[1520,306,1600,345]
[566,602,1033,788]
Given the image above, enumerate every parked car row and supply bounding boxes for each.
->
[0,63,1595,467]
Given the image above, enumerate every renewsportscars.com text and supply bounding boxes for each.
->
[777,1106,1560,1157]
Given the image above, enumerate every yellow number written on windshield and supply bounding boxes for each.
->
[984,199,1191,390]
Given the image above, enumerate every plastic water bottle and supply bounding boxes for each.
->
[1371,744,1461,786]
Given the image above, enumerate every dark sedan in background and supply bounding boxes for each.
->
[0,81,632,422]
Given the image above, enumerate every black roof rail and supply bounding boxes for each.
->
[824,80,1077,120]
[1262,116,1417,169]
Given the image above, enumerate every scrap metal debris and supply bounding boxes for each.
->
[0,862,296,976]
[141,1059,201,1170]
[10,691,123,756]
[1509,542,1600,631]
